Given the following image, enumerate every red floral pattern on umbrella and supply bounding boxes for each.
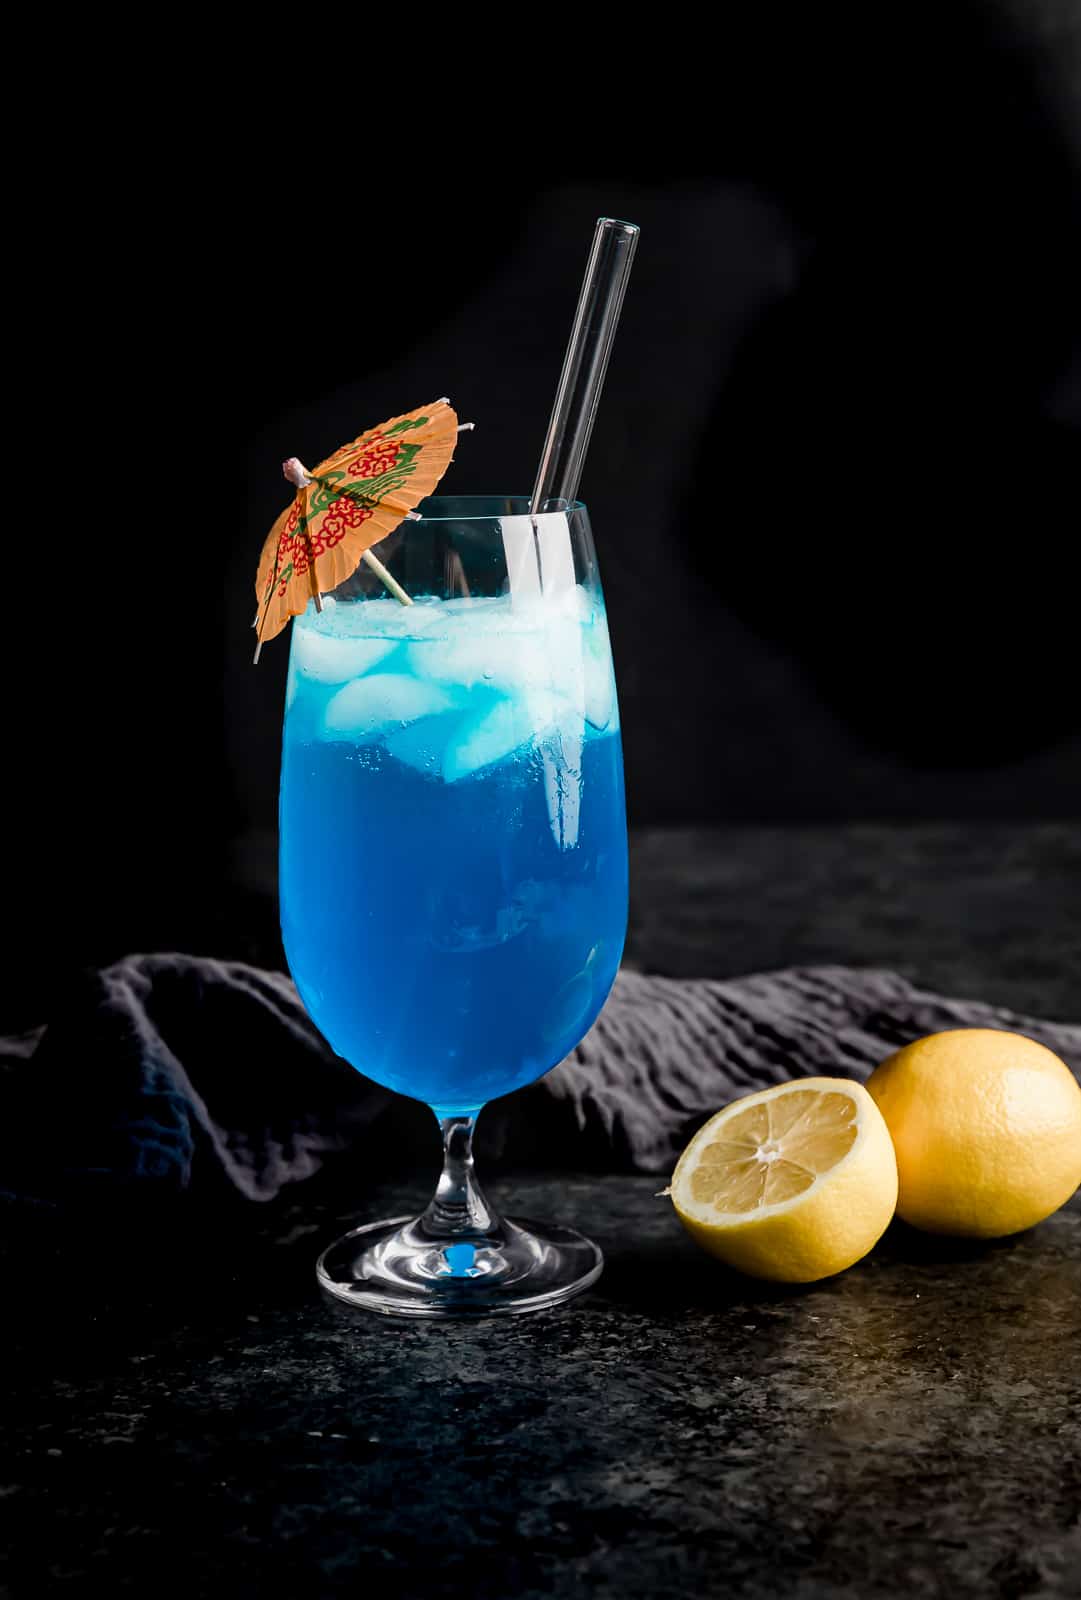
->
[272,492,378,596]
[315,493,374,552]
[274,503,307,594]
[346,432,404,480]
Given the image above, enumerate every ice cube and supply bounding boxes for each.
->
[408,615,584,707]
[574,585,599,625]
[437,595,505,616]
[540,730,582,850]
[407,633,511,691]
[582,614,616,730]
[303,595,449,644]
[384,598,452,637]
[385,711,464,775]
[443,698,534,781]
[293,628,398,685]
[323,674,456,740]
[443,690,584,782]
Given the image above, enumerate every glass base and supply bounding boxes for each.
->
[316,1212,604,1319]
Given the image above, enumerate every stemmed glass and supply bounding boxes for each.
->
[279,496,628,1316]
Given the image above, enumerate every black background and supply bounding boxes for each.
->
[4,2,1079,1029]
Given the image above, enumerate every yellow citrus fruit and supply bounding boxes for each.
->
[667,1078,898,1282]
[867,1028,1081,1238]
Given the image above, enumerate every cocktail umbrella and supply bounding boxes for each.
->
[253,398,470,661]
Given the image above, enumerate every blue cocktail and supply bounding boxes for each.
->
[279,498,628,1315]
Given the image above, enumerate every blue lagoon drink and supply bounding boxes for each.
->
[278,500,628,1315]
[280,575,627,1113]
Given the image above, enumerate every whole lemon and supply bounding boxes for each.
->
[866,1029,1081,1237]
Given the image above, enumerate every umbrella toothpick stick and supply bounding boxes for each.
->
[360,547,413,605]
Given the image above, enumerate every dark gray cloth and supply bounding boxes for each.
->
[1,954,1078,1214]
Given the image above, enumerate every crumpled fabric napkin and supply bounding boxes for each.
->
[1,954,1077,1214]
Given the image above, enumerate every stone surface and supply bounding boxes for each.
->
[1,1179,1078,1598]
[626,822,1081,1021]
[1,824,1079,1597]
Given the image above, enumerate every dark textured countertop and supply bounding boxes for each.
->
[2,824,1079,1598]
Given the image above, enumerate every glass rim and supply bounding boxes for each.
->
[411,494,587,523]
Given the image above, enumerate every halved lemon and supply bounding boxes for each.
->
[667,1078,898,1282]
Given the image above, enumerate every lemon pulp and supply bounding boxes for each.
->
[689,1089,859,1213]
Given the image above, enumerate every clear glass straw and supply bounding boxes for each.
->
[531,217,640,514]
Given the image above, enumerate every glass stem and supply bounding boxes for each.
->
[420,1116,495,1239]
